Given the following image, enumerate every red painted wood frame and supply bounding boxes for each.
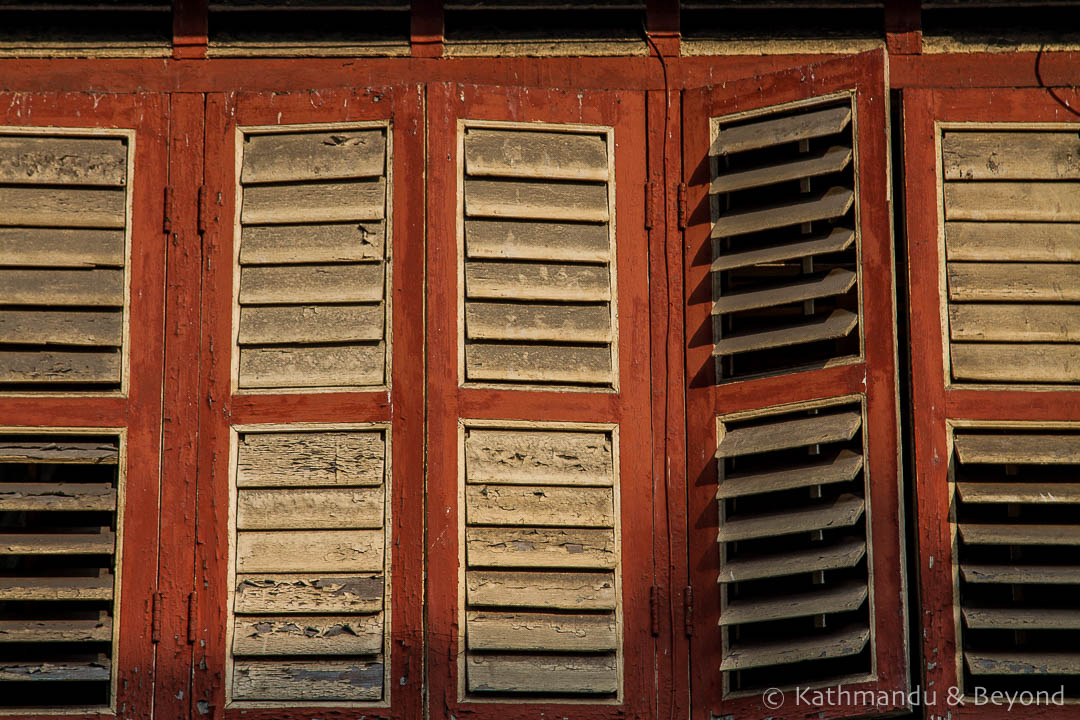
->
[193,85,425,720]
[904,86,1080,720]
[0,92,169,720]
[682,50,909,720]
[425,83,654,720]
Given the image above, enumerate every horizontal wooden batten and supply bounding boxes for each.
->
[944,131,1080,181]
[0,310,122,347]
[0,441,117,465]
[466,653,617,695]
[711,187,853,239]
[0,530,114,555]
[466,611,616,652]
[237,431,384,488]
[238,343,385,388]
[711,227,854,273]
[465,429,612,486]
[466,485,613,528]
[963,607,1080,630]
[465,302,611,343]
[0,659,111,682]
[0,228,125,268]
[239,222,384,265]
[720,581,867,626]
[717,494,865,543]
[711,105,851,156]
[0,617,111,643]
[0,350,119,383]
[241,129,385,184]
[959,523,1080,546]
[955,432,1079,466]
[238,304,383,345]
[718,537,866,584]
[465,129,608,182]
[717,410,861,457]
[466,570,616,611]
[951,343,1080,383]
[465,220,610,263]
[464,179,608,222]
[718,449,863,498]
[233,614,383,656]
[713,308,857,356]
[465,344,611,385]
[720,626,869,671]
[961,564,1080,585]
[465,262,610,302]
[234,573,383,615]
[0,136,126,186]
[467,527,616,570]
[239,264,383,305]
[945,222,1080,262]
[0,483,115,511]
[0,186,125,229]
[232,659,383,701]
[957,482,1080,504]
[241,179,386,224]
[966,652,1080,676]
[0,268,123,307]
[0,574,114,601]
[949,304,1080,343]
[712,268,856,315]
[236,530,384,574]
[948,263,1080,302]
[711,145,852,195]
[945,182,1080,222]
[237,487,384,530]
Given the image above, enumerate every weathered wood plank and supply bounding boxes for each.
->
[240,222,384,264]
[711,227,854,272]
[714,308,857,355]
[465,219,610,262]
[237,487,384,530]
[465,261,610,302]
[716,410,862,457]
[466,527,616,570]
[964,607,1080,630]
[232,659,383,701]
[237,431,384,488]
[0,617,111,643]
[966,651,1080,676]
[234,573,382,615]
[943,131,1080,180]
[465,129,608,181]
[959,523,1080,546]
[0,310,122,347]
[712,105,851,156]
[955,433,1080,465]
[720,626,869,671]
[238,343,385,388]
[949,304,1080,343]
[718,449,863,498]
[957,482,1080,504]
[712,187,853,238]
[945,222,1080,262]
[0,660,110,682]
[467,485,613,528]
[242,129,385,184]
[0,482,115,511]
[0,441,117,465]
[945,182,1080,222]
[0,135,126,186]
[951,344,1080,384]
[712,145,852,194]
[717,494,865,542]
[241,179,386,224]
[718,537,866,583]
[948,263,1080,302]
[238,304,383,345]
[720,581,867,626]
[0,268,124,307]
[466,653,617,694]
[467,611,616,652]
[466,570,616,610]
[0,530,114,555]
[713,268,856,315]
[0,228,125,267]
[0,186,125,229]
[239,264,383,305]
[465,179,609,222]
[236,529,384,574]
[0,349,120,384]
[0,574,113,601]
[465,429,612,486]
[466,302,611,343]
[961,563,1080,585]
[465,344,612,385]
[233,613,383,656]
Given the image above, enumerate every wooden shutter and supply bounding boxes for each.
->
[0,0,171,56]
[684,51,908,720]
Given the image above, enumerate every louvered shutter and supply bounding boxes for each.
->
[683,52,909,720]
[0,0,171,56]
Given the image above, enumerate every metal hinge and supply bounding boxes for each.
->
[187,592,198,644]
[683,586,694,637]
[677,182,688,229]
[163,187,174,234]
[197,185,209,234]
[650,585,660,636]
[151,592,162,643]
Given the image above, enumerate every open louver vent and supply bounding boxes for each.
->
[709,97,861,382]
[0,0,170,56]
[715,399,871,691]
[0,435,119,709]
[942,129,1080,384]
[954,429,1080,695]
[681,2,883,53]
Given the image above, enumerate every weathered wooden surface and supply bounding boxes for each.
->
[0,310,123,346]
[467,653,617,694]
[0,530,114,555]
[963,607,1080,630]
[948,262,1080,301]
[717,410,862,457]
[0,659,111,682]
[0,187,125,228]
[0,482,115,511]
[0,135,126,186]
[945,182,1080,222]
[713,268,856,314]
[959,523,1080,545]
[966,651,1080,676]
[233,613,383,656]
[466,570,616,610]
[465,343,612,384]
[951,344,1080,383]
[711,227,854,272]
[465,179,609,222]
[720,581,867,626]
[0,349,120,383]
[232,659,383,700]
[241,179,386,224]
[945,222,1080,262]
[712,187,853,238]
[467,611,616,651]
[237,487,384,530]
[949,304,1080,342]
[239,343,385,388]
[465,429,613,486]
[943,131,1080,180]
[465,219,610,262]
[712,145,851,194]
[712,105,851,156]
[957,482,1080,504]
[239,264,383,305]
[465,261,610,302]
[0,441,117,464]
[0,268,124,306]
[955,433,1080,465]
[236,530,384,573]
[720,627,869,671]
[234,573,383,615]
[465,129,608,181]
[466,485,613,527]
[237,431,384,487]
[0,617,111,643]
[242,130,385,184]
[714,309,858,355]
[466,302,611,343]
[240,222,384,264]
[239,304,383,345]
[0,228,125,267]
[718,449,863,498]
[466,527,616,569]
[718,537,866,583]
[717,494,865,542]
[961,563,1080,585]
[0,574,113,601]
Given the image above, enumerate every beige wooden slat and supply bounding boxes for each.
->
[465,129,608,181]
[964,607,1080,630]
[237,431,384,488]
[945,182,1080,222]
[465,220,610,262]
[712,106,852,156]
[0,441,117,465]
[0,483,115,511]
[966,651,1080,676]
[712,268,856,315]
[943,131,1080,181]
[232,659,383,701]
[0,228,125,267]
[239,222,384,265]
[0,530,114,555]
[945,222,1080,262]
[466,570,616,611]
[466,653,617,694]
[0,574,113,601]
[238,343,385,389]
[717,494,865,543]
[720,626,869,671]
[957,482,1080,504]
[718,449,863,498]
[961,563,1080,585]
[712,187,854,239]
[0,349,121,384]
[236,529,384,574]
[466,527,616,570]
[959,523,1080,545]
[234,573,383,615]
[467,611,616,652]
[0,660,111,682]
[465,261,610,302]
[237,487,383,530]
[711,227,854,272]
[714,308,857,356]
[951,343,1080,384]
[949,304,1080,343]
[718,537,866,583]
[466,302,611,343]
[720,581,867,627]
[464,179,609,222]
[466,485,613,528]
[0,135,126,186]
[465,344,612,385]
[955,433,1080,465]
[948,263,1080,302]
[712,145,852,194]
[0,310,122,347]
[242,129,385,184]
[0,187,125,229]
[239,264,383,305]
[465,429,612,486]
[233,613,383,656]
[716,410,861,457]
[0,268,124,307]
[0,617,111,643]
[241,179,385,224]
[238,304,383,345]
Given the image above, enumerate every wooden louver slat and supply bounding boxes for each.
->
[720,626,869,672]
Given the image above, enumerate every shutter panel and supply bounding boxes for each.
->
[0,132,129,390]
[0,0,170,56]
